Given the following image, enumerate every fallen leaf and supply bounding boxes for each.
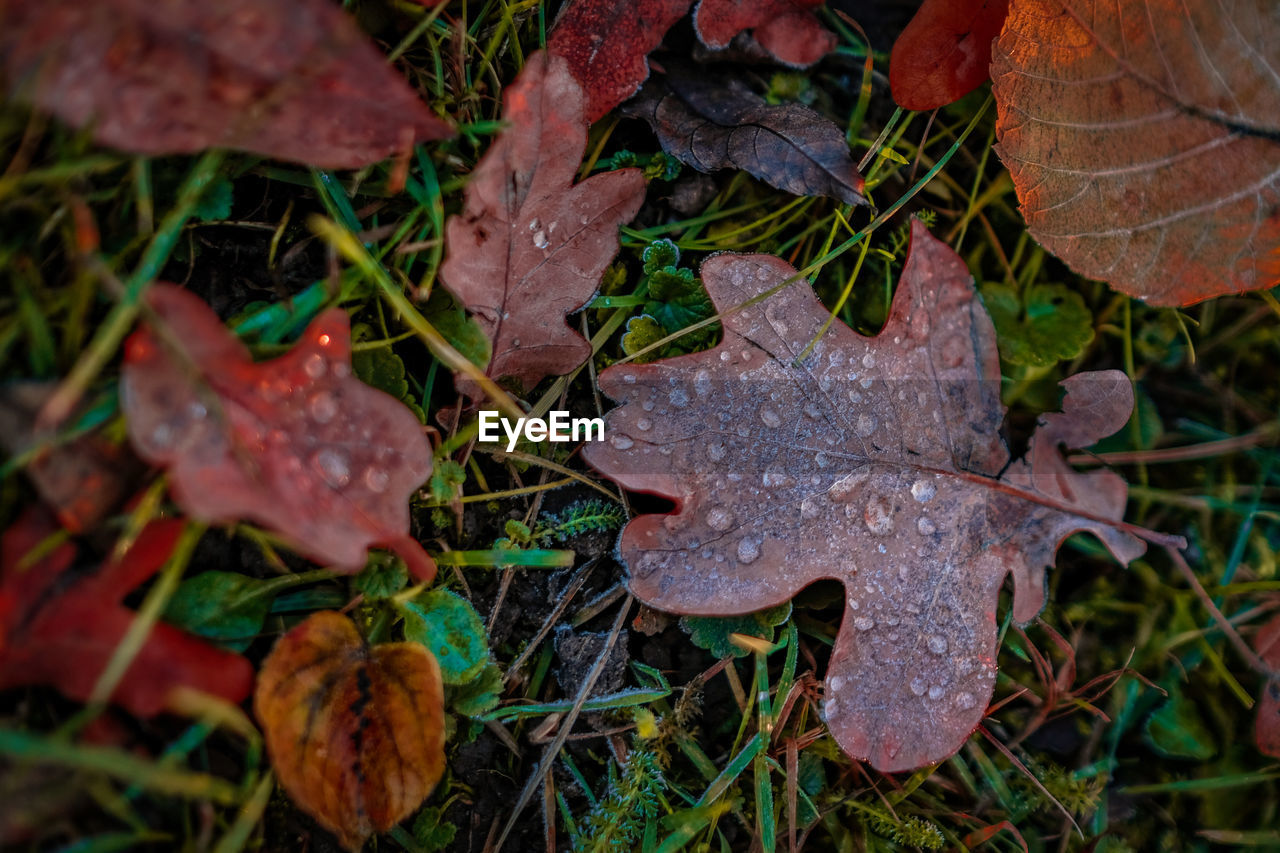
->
[439,51,646,394]
[583,220,1147,772]
[548,0,694,123]
[623,65,867,205]
[991,0,1280,306]
[255,611,445,852]
[0,0,452,168]
[694,0,836,67]
[121,283,435,579]
[0,507,253,716]
[0,383,142,533]
[889,0,1009,111]
[1255,613,1280,758]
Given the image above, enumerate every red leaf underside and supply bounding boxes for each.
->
[121,284,434,578]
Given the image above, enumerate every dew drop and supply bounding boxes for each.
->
[927,635,947,655]
[955,692,976,710]
[917,517,936,536]
[864,496,894,535]
[736,538,761,564]
[635,418,653,432]
[860,378,873,389]
[853,616,875,631]
[303,353,327,379]
[308,391,338,424]
[609,434,634,450]
[622,373,637,384]
[364,467,390,493]
[855,414,876,437]
[150,423,175,449]
[706,506,735,531]
[641,398,656,412]
[927,684,945,701]
[909,676,927,697]
[759,408,782,428]
[313,448,351,487]
[707,441,727,462]
[862,352,876,368]
[814,452,830,469]
[799,497,820,519]
[186,402,208,420]
[693,370,713,396]
[762,467,792,488]
[534,231,549,249]
[829,468,869,502]
[669,387,690,408]
[911,479,937,503]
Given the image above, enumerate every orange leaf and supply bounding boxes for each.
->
[255,611,445,852]
[991,0,1280,306]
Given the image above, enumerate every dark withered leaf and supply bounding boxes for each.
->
[623,65,867,206]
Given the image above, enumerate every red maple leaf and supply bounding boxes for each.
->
[0,507,253,716]
[121,284,435,580]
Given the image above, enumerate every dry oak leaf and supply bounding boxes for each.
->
[584,220,1147,772]
[0,507,253,717]
[889,0,1009,111]
[256,610,445,852]
[991,0,1280,306]
[439,51,645,395]
[1255,613,1280,758]
[0,0,451,168]
[623,65,867,206]
[121,283,435,580]
[694,0,836,67]
[548,0,694,124]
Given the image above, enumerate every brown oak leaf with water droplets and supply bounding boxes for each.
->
[991,0,1280,305]
[256,611,445,852]
[0,0,452,167]
[121,283,435,579]
[584,220,1148,772]
[440,51,646,396]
